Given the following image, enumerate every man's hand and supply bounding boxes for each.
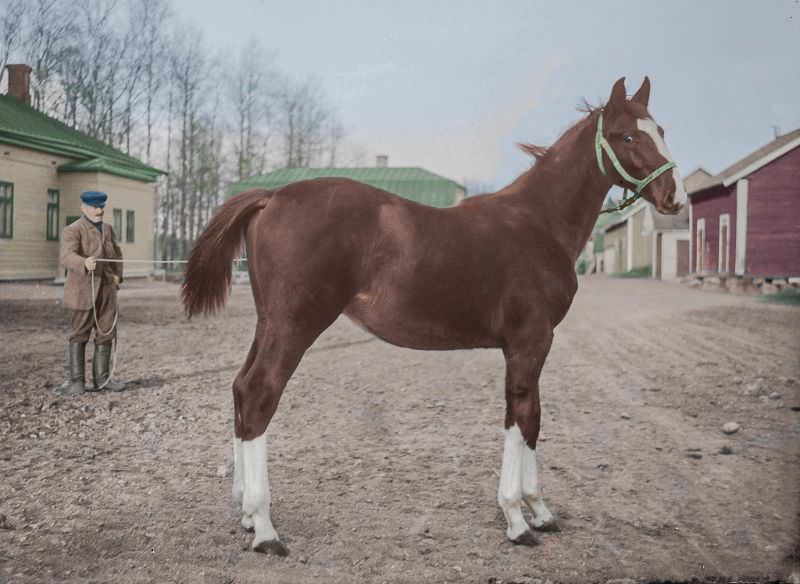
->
[84,256,96,272]
[113,274,121,289]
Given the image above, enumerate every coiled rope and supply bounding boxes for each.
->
[88,257,247,389]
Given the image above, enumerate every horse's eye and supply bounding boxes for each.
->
[623,135,634,143]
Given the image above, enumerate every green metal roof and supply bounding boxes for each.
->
[228,167,465,208]
[0,94,164,182]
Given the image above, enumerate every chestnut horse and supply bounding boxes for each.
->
[182,77,685,555]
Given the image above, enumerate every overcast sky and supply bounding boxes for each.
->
[173,0,800,190]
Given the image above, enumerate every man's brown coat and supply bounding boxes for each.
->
[60,216,123,310]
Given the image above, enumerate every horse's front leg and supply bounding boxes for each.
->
[521,440,557,530]
[498,332,556,545]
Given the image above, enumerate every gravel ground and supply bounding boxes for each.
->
[0,276,798,584]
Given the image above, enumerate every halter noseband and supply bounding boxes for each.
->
[596,111,676,214]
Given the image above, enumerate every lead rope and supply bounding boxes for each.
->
[89,269,119,390]
[88,257,248,390]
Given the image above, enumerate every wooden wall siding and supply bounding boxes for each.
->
[0,145,74,279]
[745,146,800,277]
[94,173,155,278]
[690,184,736,273]
[604,224,627,273]
[632,208,652,269]
[0,142,157,280]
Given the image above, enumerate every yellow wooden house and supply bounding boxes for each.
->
[0,65,163,281]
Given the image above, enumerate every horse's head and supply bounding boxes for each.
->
[599,77,686,215]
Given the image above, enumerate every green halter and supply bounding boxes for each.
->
[595,111,676,214]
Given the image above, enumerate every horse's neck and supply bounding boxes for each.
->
[510,111,612,261]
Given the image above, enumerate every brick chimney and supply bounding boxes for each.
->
[6,64,32,105]
[376,154,388,168]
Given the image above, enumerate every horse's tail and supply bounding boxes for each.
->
[182,189,271,318]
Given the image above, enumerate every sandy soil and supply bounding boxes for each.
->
[0,276,798,584]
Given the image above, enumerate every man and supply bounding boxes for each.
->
[56,191,125,395]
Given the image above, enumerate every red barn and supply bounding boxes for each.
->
[688,128,800,278]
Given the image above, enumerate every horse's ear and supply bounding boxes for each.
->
[631,76,650,107]
[518,142,548,159]
[606,77,627,112]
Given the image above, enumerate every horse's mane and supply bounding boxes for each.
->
[466,98,607,203]
[516,98,604,165]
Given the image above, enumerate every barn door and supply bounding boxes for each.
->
[655,233,662,279]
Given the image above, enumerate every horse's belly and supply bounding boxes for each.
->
[343,293,498,350]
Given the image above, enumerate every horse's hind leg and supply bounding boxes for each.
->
[236,307,344,555]
[232,341,258,532]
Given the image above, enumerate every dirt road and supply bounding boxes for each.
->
[1,276,798,583]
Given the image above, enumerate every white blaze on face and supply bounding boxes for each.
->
[637,118,687,206]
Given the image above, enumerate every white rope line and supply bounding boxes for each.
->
[94,258,248,264]
[85,256,246,390]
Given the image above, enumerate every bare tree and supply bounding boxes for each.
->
[228,39,277,181]
[126,0,171,163]
[169,24,207,257]
[22,0,76,114]
[6,0,352,259]
[0,0,26,88]
[276,77,337,168]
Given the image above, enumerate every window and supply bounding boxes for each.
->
[46,189,60,240]
[113,208,122,236]
[0,181,13,238]
[126,210,135,243]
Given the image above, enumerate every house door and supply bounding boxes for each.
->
[655,233,663,279]
[676,240,690,277]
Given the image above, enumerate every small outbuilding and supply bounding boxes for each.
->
[688,128,800,279]
[598,170,711,280]
[0,64,163,281]
[228,157,465,208]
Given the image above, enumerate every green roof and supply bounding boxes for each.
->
[228,167,465,208]
[0,94,164,182]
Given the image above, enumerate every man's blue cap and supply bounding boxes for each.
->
[80,191,107,208]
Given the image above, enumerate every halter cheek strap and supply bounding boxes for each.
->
[596,111,676,214]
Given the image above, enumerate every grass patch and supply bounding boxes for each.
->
[611,266,652,279]
[759,287,800,306]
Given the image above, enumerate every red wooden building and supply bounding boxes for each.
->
[688,128,800,278]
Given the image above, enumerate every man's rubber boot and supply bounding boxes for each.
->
[55,341,86,396]
[92,343,125,392]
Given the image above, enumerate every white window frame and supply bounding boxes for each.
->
[718,213,731,273]
[696,218,706,273]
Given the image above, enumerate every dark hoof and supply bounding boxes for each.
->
[533,519,560,532]
[511,530,539,547]
[253,539,289,556]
